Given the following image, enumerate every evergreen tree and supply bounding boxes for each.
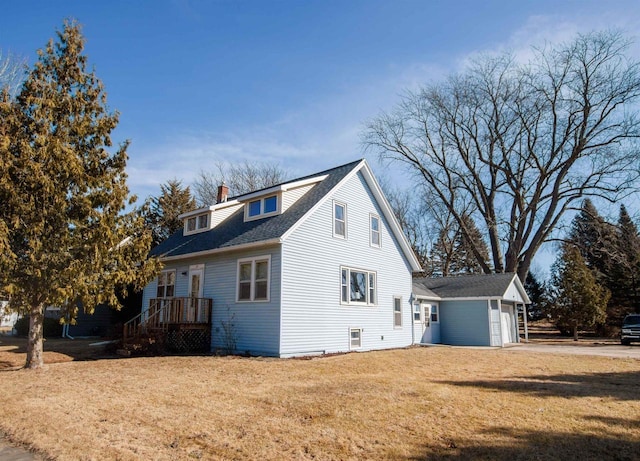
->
[450,214,491,275]
[524,271,545,321]
[0,21,158,369]
[611,205,640,315]
[568,199,615,284]
[545,243,609,340]
[144,179,196,246]
[432,213,490,276]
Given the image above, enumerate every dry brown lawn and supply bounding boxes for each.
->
[0,337,639,460]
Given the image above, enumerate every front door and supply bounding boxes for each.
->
[187,265,204,322]
[420,303,432,344]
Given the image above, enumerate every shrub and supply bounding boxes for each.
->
[13,316,64,337]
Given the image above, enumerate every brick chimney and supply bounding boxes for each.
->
[216,182,229,203]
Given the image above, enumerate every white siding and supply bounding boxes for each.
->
[504,280,527,303]
[282,183,316,212]
[210,203,243,228]
[280,171,415,356]
[141,245,282,356]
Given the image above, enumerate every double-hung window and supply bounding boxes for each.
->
[237,256,271,302]
[156,270,175,298]
[413,302,421,322]
[333,201,347,238]
[341,267,376,305]
[394,297,402,328]
[350,328,362,349]
[370,214,381,247]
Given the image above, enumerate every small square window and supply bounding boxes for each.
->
[264,196,278,213]
[248,200,261,217]
[187,217,196,231]
[197,214,208,229]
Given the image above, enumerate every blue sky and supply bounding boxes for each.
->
[3,0,640,273]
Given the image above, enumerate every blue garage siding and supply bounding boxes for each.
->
[439,300,491,346]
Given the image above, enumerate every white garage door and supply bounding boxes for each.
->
[500,306,514,344]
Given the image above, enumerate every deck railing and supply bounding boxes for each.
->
[123,297,213,343]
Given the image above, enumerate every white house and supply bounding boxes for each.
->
[138,159,422,356]
[135,159,530,356]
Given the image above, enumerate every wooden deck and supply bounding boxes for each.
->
[123,297,213,352]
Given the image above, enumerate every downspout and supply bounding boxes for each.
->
[410,294,415,345]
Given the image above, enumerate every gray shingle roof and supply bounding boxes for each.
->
[150,159,362,259]
[413,273,518,299]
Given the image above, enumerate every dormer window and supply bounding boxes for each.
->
[184,212,211,235]
[245,194,280,221]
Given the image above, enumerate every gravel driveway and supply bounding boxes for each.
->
[505,342,640,359]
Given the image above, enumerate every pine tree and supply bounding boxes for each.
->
[546,243,610,340]
[568,199,615,284]
[524,272,545,320]
[611,205,640,315]
[0,21,158,369]
[144,179,196,246]
[450,214,491,275]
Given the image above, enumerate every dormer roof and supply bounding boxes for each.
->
[150,159,422,271]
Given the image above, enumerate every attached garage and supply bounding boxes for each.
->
[413,273,530,347]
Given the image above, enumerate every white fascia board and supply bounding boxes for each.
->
[358,162,423,272]
[236,175,328,203]
[509,274,532,304]
[413,294,442,301]
[158,238,282,262]
[178,200,241,220]
[279,162,365,242]
[439,296,501,301]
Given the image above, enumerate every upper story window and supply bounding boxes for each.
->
[237,255,271,302]
[370,214,381,247]
[333,201,347,239]
[156,270,175,298]
[246,195,280,221]
[185,212,210,235]
[341,266,376,306]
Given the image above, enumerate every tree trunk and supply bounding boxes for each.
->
[25,304,45,369]
[573,324,579,342]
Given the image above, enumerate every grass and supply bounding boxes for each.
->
[0,337,639,460]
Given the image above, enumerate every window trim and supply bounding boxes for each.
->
[413,302,422,323]
[349,328,362,350]
[393,296,403,328]
[370,213,381,248]
[340,266,377,306]
[333,200,347,239]
[184,212,211,235]
[430,304,440,323]
[245,194,281,221]
[236,255,271,303]
[156,270,176,298]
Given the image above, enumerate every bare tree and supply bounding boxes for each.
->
[193,160,288,206]
[0,49,26,96]
[364,31,640,281]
